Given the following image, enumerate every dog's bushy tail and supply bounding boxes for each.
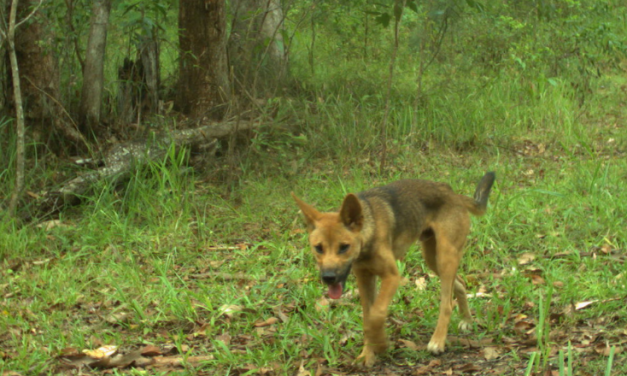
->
[464,171,495,216]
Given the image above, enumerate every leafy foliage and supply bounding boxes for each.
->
[2,0,627,374]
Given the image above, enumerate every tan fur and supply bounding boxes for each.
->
[292,172,495,367]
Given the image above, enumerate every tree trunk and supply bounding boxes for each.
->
[139,34,160,114]
[228,0,287,97]
[7,0,24,217]
[79,0,112,136]
[177,0,230,119]
[8,0,85,148]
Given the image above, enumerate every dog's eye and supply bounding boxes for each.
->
[338,244,350,254]
[314,244,324,254]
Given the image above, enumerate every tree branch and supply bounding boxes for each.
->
[15,0,44,29]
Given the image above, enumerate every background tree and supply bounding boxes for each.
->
[228,0,288,97]
[4,0,25,217]
[116,1,165,125]
[4,0,84,147]
[177,0,230,119]
[79,0,112,136]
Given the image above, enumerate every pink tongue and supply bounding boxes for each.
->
[328,283,343,299]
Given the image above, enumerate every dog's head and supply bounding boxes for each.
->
[291,192,364,299]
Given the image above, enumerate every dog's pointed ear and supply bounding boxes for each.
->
[339,193,363,231]
[291,192,320,231]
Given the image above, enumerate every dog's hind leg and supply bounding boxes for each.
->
[426,222,469,355]
[454,275,472,331]
[426,247,457,354]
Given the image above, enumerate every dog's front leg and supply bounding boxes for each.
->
[353,268,376,366]
[354,263,400,367]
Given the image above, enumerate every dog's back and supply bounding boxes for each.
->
[355,174,495,258]
[357,180,453,238]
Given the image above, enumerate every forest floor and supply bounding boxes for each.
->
[2,120,627,376]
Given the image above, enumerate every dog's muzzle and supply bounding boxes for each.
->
[320,264,352,299]
[320,264,352,285]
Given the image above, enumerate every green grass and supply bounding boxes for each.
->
[2,2,627,373]
[2,128,626,374]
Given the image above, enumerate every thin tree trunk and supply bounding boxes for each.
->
[64,0,85,72]
[79,0,112,136]
[177,0,230,119]
[7,0,25,217]
[379,0,405,173]
[228,0,287,96]
[8,0,86,149]
[140,34,159,113]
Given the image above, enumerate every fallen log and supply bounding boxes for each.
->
[38,120,257,216]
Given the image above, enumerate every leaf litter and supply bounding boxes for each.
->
[4,237,626,376]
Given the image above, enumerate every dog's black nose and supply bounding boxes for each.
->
[321,270,336,284]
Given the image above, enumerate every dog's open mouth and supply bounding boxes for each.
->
[323,264,352,299]
[328,282,344,299]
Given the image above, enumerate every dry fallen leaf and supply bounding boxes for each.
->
[531,274,546,285]
[455,363,481,373]
[448,336,493,348]
[151,355,215,367]
[290,228,305,236]
[219,304,244,318]
[273,307,289,323]
[26,190,40,199]
[514,321,535,334]
[37,220,66,230]
[467,292,493,299]
[513,313,528,322]
[315,362,324,376]
[552,281,564,288]
[339,332,357,347]
[215,333,231,345]
[575,300,598,310]
[105,350,146,368]
[398,339,419,351]
[82,345,117,359]
[483,346,500,360]
[594,342,622,356]
[315,297,329,312]
[600,244,612,254]
[295,360,311,376]
[193,322,211,337]
[415,277,427,291]
[415,359,441,375]
[140,345,161,356]
[518,252,536,265]
[254,317,279,327]
[105,311,132,325]
[32,258,53,265]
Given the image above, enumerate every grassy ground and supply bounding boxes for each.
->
[2,87,627,375]
[2,5,627,372]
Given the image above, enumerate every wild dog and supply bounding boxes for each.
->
[292,172,495,367]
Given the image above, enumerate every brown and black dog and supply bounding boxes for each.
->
[292,172,495,367]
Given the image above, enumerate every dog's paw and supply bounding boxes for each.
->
[427,338,446,354]
[354,348,377,368]
[458,319,472,332]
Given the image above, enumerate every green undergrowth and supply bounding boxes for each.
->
[2,4,627,371]
[1,126,626,374]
